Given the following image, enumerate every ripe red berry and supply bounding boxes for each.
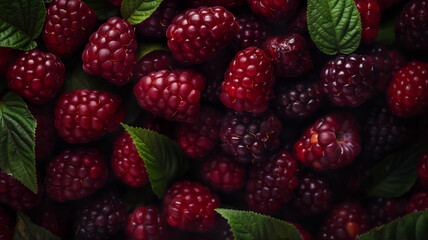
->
[354,0,381,43]
[220,47,275,113]
[126,205,167,240]
[136,0,178,38]
[292,174,332,215]
[396,0,428,51]
[247,0,300,22]
[7,49,65,104]
[82,17,137,85]
[133,50,180,83]
[418,151,428,189]
[0,204,15,240]
[406,192,428,213]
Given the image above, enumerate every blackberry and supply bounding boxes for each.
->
[369,45,393,92]
[247,0,300,22]
[233,12,270,51]
[292,174,332,215]
[396,0,428,51]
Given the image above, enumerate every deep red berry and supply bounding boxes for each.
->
[246,150,298,214]
[387,60,428,118]
[406,192,428,213]
[292,174,332,215]
[0,47,14,76]
[418,151,428,189]
[0,170,42,210]
[186,0,244,9]
[369,45,393,92]
[319,202,370,240]
[45,148,108,202]
[7,49,65,104]
[82,17,137,85]
[166,6,239,64]
[367,198,407,227]
[134,69,206,123]
[247,0,300,22]
[43,0,97,57]
[75,194,127,240]
[29,105,56,160]
[126,205,167,240]
[220,47,275,113]
[233,12,270,51]
[133,50,180,82]
[263,34,313,77]
[219,110,282,164]
[291,223,314,240]
[112,130,149,187]
[387,49,407,72]
[294,113,362,171]
[396,0,428,51]
[201,151,246,192]
[136,0,178,38]
[54,89,125,144]
[354,0,381,43]
[29,200,68,238]
[321,54,375,107]
[0,205,15,240]
[108,0,122,7]
[163,181,220,233]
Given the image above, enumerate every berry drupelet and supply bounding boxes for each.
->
[0,170,42,210]
[132,50,180,83]
[126,205,167,240]
[367,198,407,227]
[292,174,332,215]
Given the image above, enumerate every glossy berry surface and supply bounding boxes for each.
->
[126,205,167,240]
[186,0,244,8]
[133,50,180,82]
[406,192,428,213]
[292,174,332,215]
[0,170,42,210]
[354,0,381,43]
[136,0,178,38]
[418,151,428,189]
[247,0,300,22]
[396,0,428,51]
[233,12,270,51]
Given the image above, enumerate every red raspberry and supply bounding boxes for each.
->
[263,34,313,77]
[29,105,56,160]
[319,202,370,240]
[246,150,298,214]
[29,200,68,238]
[126,205,167,240]
[7,49,65,104]
[134,69,206,123]
[406,192,428,213]
[45,148,108,202]
[387,61,428,118]
[396,0,428,51]
[54,89,125,144]
[247,0,300,22]
[418,151,428,189]
[0,204,15,240]
[43,0,97,57]
[82,17,137,85]
[201,151,246,192]
[292,174,332,215]
[136,0,178,38]
[186,0,244,9]
[321,54,375,107]
[354,0,381,43]
[0,170,43,210]
[220,47,275,113]
[233,12,270,51]
[0,47,14,76]
[387,49,407,72]
[112,130,149,187]
[163,181,220,233]
[108,0,122,7]
[291,223,314,240]
[294,113,362,171]
[133,50,180,83]
[166,6,239,64]
[367,198,407,227]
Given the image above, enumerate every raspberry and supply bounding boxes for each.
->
[176,107,221,158]
[82,17,137,85]
[166,6,239,64]
[246,150,298,214]
[75,193,127,240]
[233,12,270,51]
[387,61,428,118]
[43,0,97,57]
[396,0,428,51]
[0,204,15,240]
[387,49,406,72]
[29,105,56,160]
[219,110,282,164]
[354,0,381,43]
[262,34,313,77]
[45,148,108,202]
[186,0,244,9]
[163,181,220,233]
[406,192,428,213]
[321,54,375,107]
[134,69,206,123]
[136,0,178,38]
[367,198,407,227]
[292,174,332,215]
[0,169,42,210]
[126,205,167,240]
[112,130,149,187]
[247,0,300,22]
[29,200,68,238]
[108,0,122,7]
[291,223,314,240]
[54,89,125,144]
[7,49,65,104]
[319,202,370,240]
[0,47,14,76]
[201,151,246,192]
[294,113,362,171]
[133,50,180,83]
[369,45,393,92]
[418,151,428,189]
[220,47,275,113]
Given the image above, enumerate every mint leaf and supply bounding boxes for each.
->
[14,211,60,240]
[363,142,428,198]
[307,0,362,55]
[137,41,168,60]
[0,92,37,193]
[122,124,189,198]
[357,210,428,240]
[84,0,119,20]
[0,0,46,50]
[216,208,303,240]
[121,0,163,25]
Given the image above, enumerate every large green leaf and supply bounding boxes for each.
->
[121,0,164,25]
[307,0,362,55]
[0,92,37,193]
[14,211,60,240]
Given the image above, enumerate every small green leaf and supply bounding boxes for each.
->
[121,0,164,25]
[122,124,189,198]
[363,142,428,198]
[357,210,428,240]
[0,0,46,50]
[375,17,397,46]
[216,208,303,240]
[137,41,168,60]
[307,0,362,55]
[14,211,60,240]
[84,0,119,20]
[64,63,115,92]
[0,92,37,193]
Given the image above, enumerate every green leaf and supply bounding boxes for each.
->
[357,210,428,240]
[64,63,115,92]
[363,142,428,198]
[0,0,46,50]
[0,92,37,193]
[13,211,60,240]
[375,17,397,46]
[137,41,168,60]
[307,0,362,55]
[216,208,303,240]
[122,124,189,198]
[84,0,119,20]
[121,0,164,25]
